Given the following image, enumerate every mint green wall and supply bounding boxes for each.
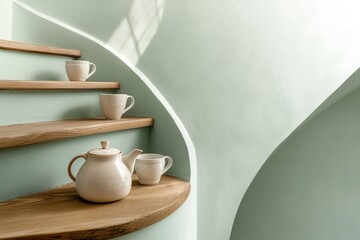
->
[0,0,12,39]
[231,69,360,240]
[138,2,360,239]
[6,0,360,239]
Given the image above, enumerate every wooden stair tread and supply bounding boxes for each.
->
[0,175,190,240]
[0,80,120,90]
[0,39,81,58]
[0,118,154,148]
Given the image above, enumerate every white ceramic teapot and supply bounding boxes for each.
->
[68,141,142,203]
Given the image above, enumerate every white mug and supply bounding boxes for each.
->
[99,94,135,120]
[65,60,96,81]
[135,154,173,185]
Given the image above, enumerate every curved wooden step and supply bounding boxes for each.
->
[0,175,190,239]
[0,118,154,148]
[0,80,120,90]
[0,39,81,58]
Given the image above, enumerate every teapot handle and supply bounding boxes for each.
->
[68,154,87,182]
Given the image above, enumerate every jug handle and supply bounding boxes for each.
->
[68,154,87,182]
[162,156,173,174]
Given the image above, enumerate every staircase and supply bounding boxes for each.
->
[0,40,189,239]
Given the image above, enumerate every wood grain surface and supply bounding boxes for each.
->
[0,175,190,240]
[0,39,81,57]
[0,118,154,148]
[0,80,120,90]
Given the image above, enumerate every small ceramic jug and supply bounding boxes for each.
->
[68,141,142,203]
[65,60,96,81]
[135,154,173,185]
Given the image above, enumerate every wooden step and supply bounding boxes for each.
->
[0,118,154,148]
[0,175,190,240]
[0,39,81,58]
[0,80,120,90]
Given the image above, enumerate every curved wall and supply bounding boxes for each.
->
[231,69,360,239]
[12,0,360,239]
[0,0,12,39]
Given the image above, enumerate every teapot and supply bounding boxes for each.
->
[68,141,142,203]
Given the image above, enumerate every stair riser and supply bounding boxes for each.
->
[0,91,116,125]
[0,50,74,80]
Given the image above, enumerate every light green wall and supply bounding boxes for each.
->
[140,1,360,239]
[231,70,360,240]
[0,0,12,39]
[0,50,106,125]
[0,50,69,81]
[5,0,360,239]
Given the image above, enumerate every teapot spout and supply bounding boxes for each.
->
[123,149,143,174]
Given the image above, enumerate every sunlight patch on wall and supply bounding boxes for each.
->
[107,0,166,64]
[0,0,13,39]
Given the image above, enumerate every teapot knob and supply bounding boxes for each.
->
[101,141,110,149]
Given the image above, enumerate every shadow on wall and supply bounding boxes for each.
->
[230,68,360,240]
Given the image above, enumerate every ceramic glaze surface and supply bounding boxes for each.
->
[76,154,130,202]
[65,60,96,81]
[135,154,172,185]
[99,94,135,120]
[68,141,142,203]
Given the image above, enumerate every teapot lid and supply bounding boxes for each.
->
[88,141,120,156]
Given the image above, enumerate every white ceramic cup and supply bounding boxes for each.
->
[135,154,173,185]
[99,94,135,120]
[65,60,96,81]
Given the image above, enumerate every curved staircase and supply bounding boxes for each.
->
[0,40,190,239]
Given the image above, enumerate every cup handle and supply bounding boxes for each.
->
[87,62,96,79]
[123,95,135,114]
[162,156,173,175]
[67,154,87,182]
